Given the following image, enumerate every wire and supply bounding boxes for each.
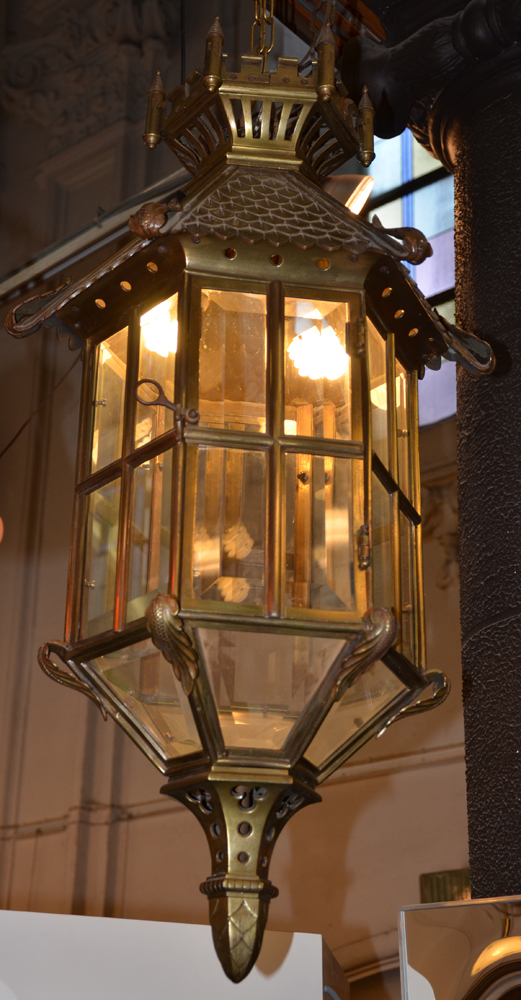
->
[0,352,81,462]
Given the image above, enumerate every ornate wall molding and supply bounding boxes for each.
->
[0,0,175,154]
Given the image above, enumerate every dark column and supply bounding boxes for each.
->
[341,0,521,896]
[432,54,521,897]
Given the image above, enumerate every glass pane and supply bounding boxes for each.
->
[192,447,266,606]
[91,328,127,472]
[197,627,345,750]
[396,360,410,497]
[285,454,355,614]
[82,480,121,637]
[412,139,440,179]
[370,135,402,198]
[199,289,266,433]
[372,473,393,609]
[368,320,388,468]
[368,198,402,230]
[136,294,177,447]
[305,659,406,767]
[126,450,172,623]
[412,175,454,239]
[284,298,351,440]
[400,512,415,662]
[86,638,201,757]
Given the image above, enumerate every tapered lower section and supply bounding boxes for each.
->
[162,770,320,982]
[202,876,277,981]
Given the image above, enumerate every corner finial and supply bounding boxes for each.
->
[204,16,225,92]
[357,85,375,166]
[143,69,165,150]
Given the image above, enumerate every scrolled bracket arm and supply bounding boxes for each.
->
[340,0,521,146]
[377,669,451,736]
[38,640,107,718]
[335,607,399,701]
[145,594,199,696]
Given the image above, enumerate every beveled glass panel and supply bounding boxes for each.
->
[126,450,173,623]
[284,298,351,440]
[192,447,266,606]
[197,627,345,750]
[91,328,127,472]
[285,454,356,614]
[82,480,120,637]
[304,659,406,767]
[136,294,177,447]
[396,360,410,497]
[400,512,415,662]
[199,289,266,433]
[368,319,388,468]
[372,473,393,609]
[86,638,201,757]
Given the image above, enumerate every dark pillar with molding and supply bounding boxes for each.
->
[342,0,521,897]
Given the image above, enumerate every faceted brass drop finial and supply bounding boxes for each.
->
[143,69,165,149]
[162,774,320,982]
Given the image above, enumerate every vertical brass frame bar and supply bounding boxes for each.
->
[114,309,140,631]
[66,338,95,644]
[352,293,370,612]
[170,272,192,598]
[386,331,402,637]
[267,280,283,617]
[409,371,425,670]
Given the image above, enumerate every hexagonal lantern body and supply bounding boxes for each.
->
[5,31,494,985]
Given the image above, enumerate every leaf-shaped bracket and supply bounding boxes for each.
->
[38,640,107,718]
[377,668,451,736]
[335,607,399,701]
[145,594,199,696]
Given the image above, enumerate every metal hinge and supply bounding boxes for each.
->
[357,524,371,570]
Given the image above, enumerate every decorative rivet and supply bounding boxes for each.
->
[317,258,330,270]
[120,280,131,292]
[192,236,201,244]
[283,76,290,83]
[382,287,392,298]
[230,73,237,79]
[157,244,168,254]
[409,328,419,337]
[95,298,106,309]
[147,261,158,272]
[394,309,405,319]
[270,253,283,266]
[301,78,309,85]
[224,247,237,259]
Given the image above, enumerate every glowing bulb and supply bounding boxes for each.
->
[288,324,349,381]
[140,300,178,358]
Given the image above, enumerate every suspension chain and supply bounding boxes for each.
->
[251,0,275,73]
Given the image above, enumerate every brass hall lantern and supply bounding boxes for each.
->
[6,13,494,984]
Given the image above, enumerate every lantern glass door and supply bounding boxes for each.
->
[136,293,178,444]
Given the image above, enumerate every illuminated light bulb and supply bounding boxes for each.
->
[140,300,178,357]
[288,324,349,381]
[471,937,521,976]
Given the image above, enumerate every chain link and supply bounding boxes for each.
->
[251,0,275,73]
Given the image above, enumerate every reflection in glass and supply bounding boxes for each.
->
[197,628,345,750]
[397,360,410,496]
[91,328,127,472]
[372,473,393,609]
[305,659,406,766]
[82,480,121,637]
[192,447,266,606]
[368,319,388,468]
[136,294,177,447]
[285,298,351,440]
[400,512,415,661]
[127,450,172,623]
[86,638,201,757]
[285,454,355,614]
[199,289,266,433]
